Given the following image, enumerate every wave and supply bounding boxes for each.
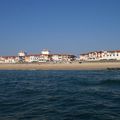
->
[100,79,120,86]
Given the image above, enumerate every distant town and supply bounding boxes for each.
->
[0,49,76,64]
[0,49,120,64]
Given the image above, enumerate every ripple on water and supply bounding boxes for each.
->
[0,70,120,120]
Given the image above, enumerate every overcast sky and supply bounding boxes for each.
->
[0,0,120,55]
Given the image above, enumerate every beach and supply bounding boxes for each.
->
[0,62,120,70]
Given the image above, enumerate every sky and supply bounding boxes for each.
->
[0,0,120,55]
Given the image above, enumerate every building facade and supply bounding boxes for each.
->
[0,56,19,63]
[0,49,76,63]
[80,50,120,61]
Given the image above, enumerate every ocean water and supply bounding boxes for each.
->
[0,70,120,120]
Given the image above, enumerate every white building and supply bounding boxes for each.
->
[0,56,19,63]
[18,51,27,62]
[80,54,89,61]
[80,50,120,61]
[18,51,27,57]
[41,49,50,55]
[29,55,40,62]
[51,54,62,61]
[25,54,50,63]
[51,54,76,62]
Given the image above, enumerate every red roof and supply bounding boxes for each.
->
[26,54,50,57]
[1,56,18,58]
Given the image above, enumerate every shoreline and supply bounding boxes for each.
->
[0,62,120,70]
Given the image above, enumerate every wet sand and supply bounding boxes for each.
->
[0,62,120,70]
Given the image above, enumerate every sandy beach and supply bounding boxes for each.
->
[0,62,120,70]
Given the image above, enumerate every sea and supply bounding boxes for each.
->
[0,70,120,120]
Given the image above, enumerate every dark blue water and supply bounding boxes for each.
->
[0,70,120,120]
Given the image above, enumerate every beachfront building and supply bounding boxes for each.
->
[25,53,76,63]
[24,49,76,63]
[80,50,120,61]
[25,54,50,63]
[26,55,41,63]
[0,56,19,63]
[18,51,27,62]
[0,57,5,63]
[51,54,76,62]
[0,49,76,63]
[18,51,27,57]
[24,49,51,63]
[80,54,89,61]
[41,49,50,55]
